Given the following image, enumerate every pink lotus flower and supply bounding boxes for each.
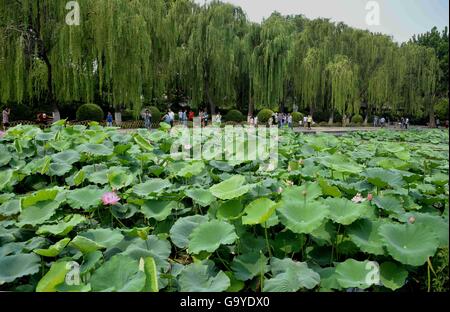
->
[367,193,373,201]
[0,131,5,138]
[102,192,120,205]
[351,193,366,203]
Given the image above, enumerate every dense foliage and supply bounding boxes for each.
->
[257,109,274,124]
[76,104,104,122]
[224,110,245,123]
[0,123,448,292]
[0,1,447,123]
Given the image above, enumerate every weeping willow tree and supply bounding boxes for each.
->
[0,0,446,124]
[87,0,172,117]
[326,55,359,122]
[175,1,247,114]
[250,13,295,111]
[397,43,440,126]
[0,0,72,117]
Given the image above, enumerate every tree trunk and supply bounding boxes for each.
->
[204,79,215,115]
[248,96,254,117]
[115,112,122,126]
[328,111,334,125]
[429,106,436,128]
[42,52,60,120]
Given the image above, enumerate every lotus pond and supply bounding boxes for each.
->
[0,122,448,292]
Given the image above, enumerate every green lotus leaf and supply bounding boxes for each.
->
[380,262,408,291]
[0,145,12,166]
[373,195,405,215]
[277,199,328,234]
[231,252,269,281]
[66,186,105,210]
[0,199,21,216]
[36,261,71,292]
[55,283,92,292]
[141,256,159,292]
[188,220,238,254]
[170,161,205,178]
[209,175,250,200]
[22,188,59,208]
[217,199,244,220]
[132,179,172,197]
[185,189,215,207]
[283,183,323,202]
[347,219,385,255]
[91,254,146,292]
[169,215,209,249]
[77,143,114,156]
[323,198,367,225]
[79,228,124,249]
[34,238,71,257]
[37,214,86,236]
[0,169,14,191]
[133,134,154,152]
[335,259,378,289]
[322,154,363,174]
[80,251,103,274]
[69,235,105,254]
[318,267,341,290]
[263,258,320,292]
[379,223,439,266]
[242,198,277,225]
[86,168,109,185]
[363,168,404,188]
[35,132,56,141]
[52,150,81,165]
[107,170,134,190]
[0,253,41,285]
[48,162,73,176]
[18,200,60,226]
[224,271,245,292]
[121,236,171,272]
[425,172,449,186]
[318,178,342,198]
[178,260,230,292]
[140,200,177,221]
[400,213,448,248]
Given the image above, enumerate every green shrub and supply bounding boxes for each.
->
[224,110,244,122]
[76,104,104,122]
[351,114,364,124]
[292,112,304,123]
[257,109,274,123]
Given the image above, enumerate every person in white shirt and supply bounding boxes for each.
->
[168,109,175,127]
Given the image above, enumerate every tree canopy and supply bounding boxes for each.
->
[0,0,447,123]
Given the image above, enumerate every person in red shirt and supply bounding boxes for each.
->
[188,110,195,121]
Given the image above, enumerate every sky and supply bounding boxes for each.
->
[194,0,449,43]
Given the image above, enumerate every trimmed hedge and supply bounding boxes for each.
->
[257,109,274,123]
[351,114,364,124]
[225,110,245,122]
[292,112,304,123]
[76,104,104,122]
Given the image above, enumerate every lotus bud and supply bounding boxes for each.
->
[408,216,416,224]
[367,193,373,201]
[277,187,283,194]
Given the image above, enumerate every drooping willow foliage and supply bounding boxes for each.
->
[0,0,446,122]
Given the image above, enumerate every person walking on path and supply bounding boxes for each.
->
[2,107,10,131]
[168,109,175,127]
[288,114,293,129]
[178,110,183,126]
[143,110,152,130]
[380,117,386,128]
[106,112,114,127]
[182,110,188,127]
[436,119,441,128]
[307,115,313,130]
[405,118,409,130]
[373,115,379,128]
